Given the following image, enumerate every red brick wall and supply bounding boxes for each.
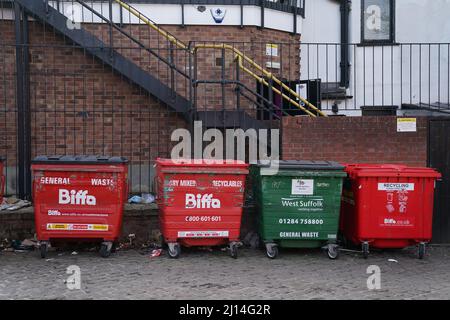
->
[0,21,188,165]
[282,116,429,167]
[0,20,18,179]
[83,24,300,114]
[0,19,300,193]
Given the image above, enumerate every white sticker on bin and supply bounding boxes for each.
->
[292,179,314,195]
[177,231,229,238]
[378,183,415,191]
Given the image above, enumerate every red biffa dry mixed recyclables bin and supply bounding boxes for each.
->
[340,164,441,259]
[32,155,128,258]
[155,159,249,258]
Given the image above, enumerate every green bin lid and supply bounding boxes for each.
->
[255,160,344,170]
[32,155,128,165]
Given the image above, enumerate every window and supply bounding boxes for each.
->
[361,0,395,44]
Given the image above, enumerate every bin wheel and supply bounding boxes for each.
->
[266,243,278,259]
[418,242,426,260]
[327,244,340,260]
[168,243,181,259]
[111,242,118,253]
[230,243,238,259]
[39,242,48,259]
[100,242,113,258]
[362,242,370,259]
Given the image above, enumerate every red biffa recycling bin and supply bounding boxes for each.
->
[340,164,441,259]
[155,159,249,258]
[32,155,128,258]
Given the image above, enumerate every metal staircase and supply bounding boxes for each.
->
[15,0,191,119]
[13,0,325,131]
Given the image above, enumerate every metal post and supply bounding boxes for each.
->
[191,44,199,147]
[292,5,297,35]
[119,3,123,27]
[268,77,274,128]
[235,59,241,111]
[221,47,226,128]
[109,0,114,59]
[14,3,32,200]
[188,41,195,127]
[260,0,265,29]
[181,3,185,28]
[339,0,351,88]
[193,45,198,114]
[169,42,175,94]
[240,1,244,28]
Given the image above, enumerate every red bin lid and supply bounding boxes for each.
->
[344,163,441,178]
[156,158,248,168]
[32,155,128,164]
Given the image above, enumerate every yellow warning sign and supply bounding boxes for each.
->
[266,43,279,57]
[92,225,109,231]
[46,224,109,231]
[47,224,68,230]
[397,118,417,132]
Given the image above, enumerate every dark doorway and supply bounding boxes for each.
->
[428,119,450,244]
[256,79,322,120]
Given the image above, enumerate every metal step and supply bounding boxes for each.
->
[15,0,190,118]
[402,103,450,114]
[196,110,272,130]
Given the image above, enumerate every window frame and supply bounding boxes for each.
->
[361,0,396,46]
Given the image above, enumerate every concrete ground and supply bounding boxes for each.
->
[0,245,449,300]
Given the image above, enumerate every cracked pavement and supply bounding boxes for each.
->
[1,245,449,300]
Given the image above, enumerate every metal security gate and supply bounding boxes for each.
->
[428,119,450,244]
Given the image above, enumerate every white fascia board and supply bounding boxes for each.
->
[0,2,302,34]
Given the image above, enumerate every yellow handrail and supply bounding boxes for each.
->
[113,0,188,50]
[193,44,325,117]
[113,0,327,117]
[235,56,317,117]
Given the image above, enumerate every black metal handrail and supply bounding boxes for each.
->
[73,0,190,80]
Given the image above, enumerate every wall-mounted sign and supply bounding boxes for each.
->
[266,61,281,69]
[266,43,279,57]
[397,118,417,132]
[362,0,395,44]
[210,7,227,23]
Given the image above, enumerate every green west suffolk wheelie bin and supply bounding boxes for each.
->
[251,161,347,259]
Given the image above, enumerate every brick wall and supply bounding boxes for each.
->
[84,24,300,114]
[0,19,300,194]
[282,116,429,167]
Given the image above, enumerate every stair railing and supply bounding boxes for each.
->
[112,0,327,118]
[72,0,189,80]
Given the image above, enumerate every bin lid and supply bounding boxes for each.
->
[345,164,441,178]
[156,158,248,168]
[255,160,345,170]
[32,155,128,165]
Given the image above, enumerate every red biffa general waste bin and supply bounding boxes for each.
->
[340,164,441,259]
[155,159,249,258]
[32,155,128,258]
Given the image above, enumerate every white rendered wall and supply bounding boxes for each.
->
[300,0,450,115]
[41,1,304,34]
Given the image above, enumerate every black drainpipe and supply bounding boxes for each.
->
[340,0,351,88]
